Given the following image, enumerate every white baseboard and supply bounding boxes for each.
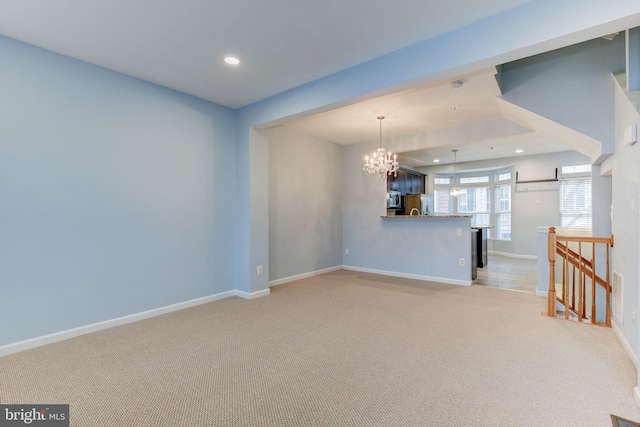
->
[536,289,547,298]
[235,288,271,299]
[612,321,638,368]
[269,265,343,287]
[0,287,270,357]
[343,265,472,287]
[488,250,537,260]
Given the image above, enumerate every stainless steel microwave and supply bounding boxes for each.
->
[388,190,401,208]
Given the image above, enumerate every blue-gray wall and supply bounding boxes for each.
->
[612,80,640,362]
[268,127,343,281]
[500,36,626,158]
[0,36,237,346]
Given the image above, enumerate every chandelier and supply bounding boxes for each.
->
[363,116,399,183]
[450,149,461,197]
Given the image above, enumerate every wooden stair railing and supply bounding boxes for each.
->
[546,227,614,327]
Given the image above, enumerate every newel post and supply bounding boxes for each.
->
[548,227,557,317]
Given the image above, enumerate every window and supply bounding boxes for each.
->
[457,187,490,227]
[434,188,451,214]
[559,163,592,228]
[497,172,512,182]
[560,178,592,227]
[432,168,513,240]
[494,184,512,240]
[561,164,591,175]
[460,176,489,184]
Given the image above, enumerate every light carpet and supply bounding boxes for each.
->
[1,269,639,426]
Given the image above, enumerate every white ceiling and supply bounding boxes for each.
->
[284,68,505,145]
[283,67,573,166]
[0,0,601,165]
[0,0,532,109]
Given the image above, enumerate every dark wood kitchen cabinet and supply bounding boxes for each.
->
[387,169,404,193]
[405,171,424,194]
[386,168,425,195]
[386,168,425,214]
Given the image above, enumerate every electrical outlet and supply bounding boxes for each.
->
[257,265,263,275]
[459,258,465,267]
[345,249,349,255]
[456,228,462,236]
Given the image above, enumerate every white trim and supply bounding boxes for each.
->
[635,387,640,410]
[269,266,343,287]
[488,250,537,260]
[612,321,638,368]
[343,265,472,287]
[235,288,271,299]
[536,289,547,298]
[0,290,237,357]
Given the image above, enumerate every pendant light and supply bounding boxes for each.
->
[363,116,399,183]
[450,149,461,197]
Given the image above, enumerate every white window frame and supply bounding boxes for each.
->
[494,183,512,240]
[457,186,491,227]
[559,163,592,228]
[431,168,514,240]
[434,188,452,214]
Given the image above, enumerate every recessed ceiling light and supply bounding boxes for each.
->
[433,159,440,163]
[515,149,524,153]
[224,56,240,65]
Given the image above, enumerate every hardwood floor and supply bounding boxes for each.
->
[474,253,537,292]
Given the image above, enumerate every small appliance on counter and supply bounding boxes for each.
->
[387,190,402,209]
[421,194,434,215]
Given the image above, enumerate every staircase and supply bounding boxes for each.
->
[545,227,614,327]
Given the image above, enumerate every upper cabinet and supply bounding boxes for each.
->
[387,169,404,193]
[387,168,425,195]
[405,171,424,194]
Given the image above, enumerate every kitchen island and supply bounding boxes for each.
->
[343,214,475,286]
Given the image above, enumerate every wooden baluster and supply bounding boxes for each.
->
[548,227,556,317]
[571,265,576,314]
[582,274,587,320]
[564,239,570,320]
[591,242,596,324]
[577,242,583,322]
[559,243,564,306]
[606,241,611,327]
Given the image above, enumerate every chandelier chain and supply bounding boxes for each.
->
[450,149,461,197]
